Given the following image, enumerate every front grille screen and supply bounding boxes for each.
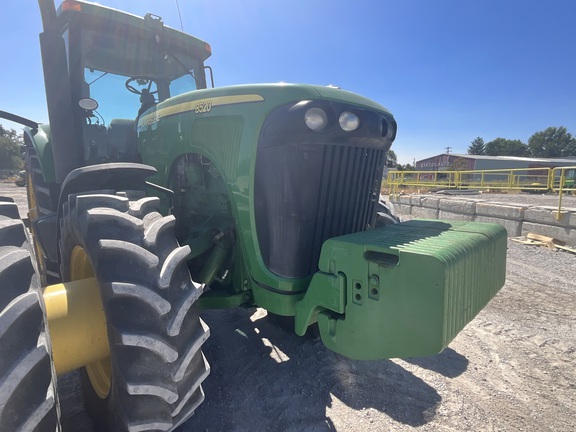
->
[254,142,385,278]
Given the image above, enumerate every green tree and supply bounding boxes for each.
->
[485,138,530,157]
[467,137,486,155]
[527,126,576,158]
[0,125,20,143]
[0,124,24,170]
[0,136,23,170]
[385,149,398,167]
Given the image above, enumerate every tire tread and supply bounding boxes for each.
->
[0,202,59,432]
[60,194,209,432]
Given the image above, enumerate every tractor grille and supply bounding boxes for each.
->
[309,145,384,269]
[254,142,385,279]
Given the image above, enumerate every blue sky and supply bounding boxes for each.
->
[1,0,575,164]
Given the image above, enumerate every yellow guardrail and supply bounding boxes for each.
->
[551,166,576,219]
[386,166,576,220]
[387,170,458,189]
[457,167,551,191]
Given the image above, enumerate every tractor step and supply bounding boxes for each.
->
[295,219,507,360]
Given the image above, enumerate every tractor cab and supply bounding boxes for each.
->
[40,0,212,178]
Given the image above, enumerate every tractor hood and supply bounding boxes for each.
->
[135,82,397,308]
[137,83,393,130]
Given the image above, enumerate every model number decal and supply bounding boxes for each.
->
[195,101,212,114]
[138,94,264,129]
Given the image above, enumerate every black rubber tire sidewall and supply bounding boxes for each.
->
[59,192,209,432]
[0,200,59,432]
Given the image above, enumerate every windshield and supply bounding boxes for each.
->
[84,69,140,122]
[83,67,198,124]
[78,19,204,124]
[170,74,198,98]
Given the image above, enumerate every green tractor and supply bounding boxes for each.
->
[553,168,576,194]
[0,1,507,431]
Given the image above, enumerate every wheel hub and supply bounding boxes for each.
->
[44,246,112,398]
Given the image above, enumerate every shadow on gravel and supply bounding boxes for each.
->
[404,347,469,378]
[187,308,442,431]
[57,307,444,431]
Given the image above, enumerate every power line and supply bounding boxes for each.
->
[445,146,452,154]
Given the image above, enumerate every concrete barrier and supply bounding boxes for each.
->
[390,194,576,245]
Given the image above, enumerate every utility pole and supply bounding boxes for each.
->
[445,146,452,154]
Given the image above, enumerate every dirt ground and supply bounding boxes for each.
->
[1,182,575,432]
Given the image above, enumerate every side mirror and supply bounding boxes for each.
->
[79,98,98,111]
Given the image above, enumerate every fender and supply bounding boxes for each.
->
[25,124,57,183]
[57,162,157,216]
[34,163,157,263]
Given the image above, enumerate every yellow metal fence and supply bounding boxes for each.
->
[386,166,576,220]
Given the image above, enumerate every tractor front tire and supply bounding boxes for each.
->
[375,198,400,227]
[59,193,210,432]
[0,198,59,431]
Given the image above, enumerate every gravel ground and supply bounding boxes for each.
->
[1,181,575,431]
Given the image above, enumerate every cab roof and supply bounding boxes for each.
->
[56,0,211,78]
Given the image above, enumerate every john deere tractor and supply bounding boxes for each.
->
[0,1,507,431]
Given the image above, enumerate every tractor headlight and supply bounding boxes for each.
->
[338,111,360,132]
[386,119,396,141]
[304,108,328,131]
[381,118,396,141]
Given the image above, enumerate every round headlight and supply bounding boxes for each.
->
[339,111,360,132]
[304,107,328,131]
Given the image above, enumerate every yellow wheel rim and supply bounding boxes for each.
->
[70,246,112,399]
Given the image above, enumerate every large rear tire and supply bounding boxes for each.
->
[0,198,59,432]
[59,192,210,432]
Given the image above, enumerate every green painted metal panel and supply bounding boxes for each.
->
[25,124,56,183]
[297,219,507,360]
[190,116,244,180]
[137,83,395,308]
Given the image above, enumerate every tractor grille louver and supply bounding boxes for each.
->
[309,145,384,273]
[254,142,385,279]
